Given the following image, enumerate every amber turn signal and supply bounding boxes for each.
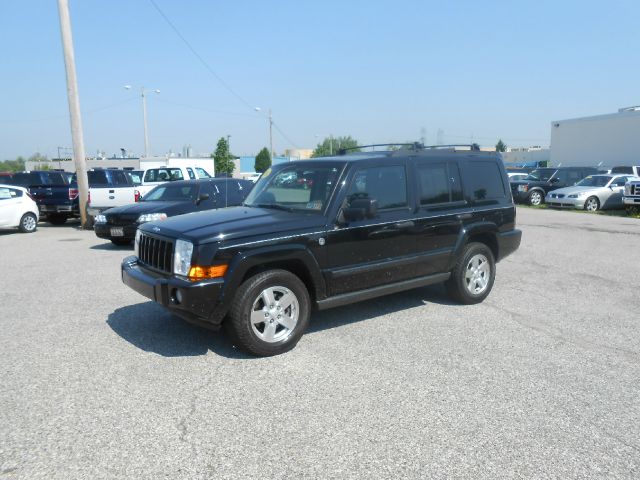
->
[188,264,228,281]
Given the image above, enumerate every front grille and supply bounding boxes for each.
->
[138,233,173,273]
[107,214,139,226]
[632,184,640,195]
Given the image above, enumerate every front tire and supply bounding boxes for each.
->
[446,242,496,304]
[225,270,310,357]
[19,213,38,233]
[584,196,600,212]
[528,190,543,206]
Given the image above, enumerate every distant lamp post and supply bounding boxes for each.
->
[315,134,333,156]
[254,107,274,159]
[124,85,160,157]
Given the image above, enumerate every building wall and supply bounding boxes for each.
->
[501,148,550,166]
[550,110,640,168]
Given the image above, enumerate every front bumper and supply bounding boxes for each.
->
[546,196,585,209]
[623,197,640,206]
[121,256,226,329]
[95,223,138,241]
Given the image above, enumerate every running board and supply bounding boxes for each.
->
[316,273,451,311]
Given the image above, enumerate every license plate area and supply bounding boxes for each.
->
[111,227,124,237]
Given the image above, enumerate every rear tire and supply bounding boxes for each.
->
[446,242,496,304]
[225,269,310,357]
[47,214,68,225]
[19,213,38,233]
[584,196,600,212]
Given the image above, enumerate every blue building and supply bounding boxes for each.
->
[239,155,291,174]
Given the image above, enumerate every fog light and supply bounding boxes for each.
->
[175,289,184,304]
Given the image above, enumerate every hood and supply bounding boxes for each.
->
[547,185,603,196]
[140,206,326,244]
[104,201,191,216]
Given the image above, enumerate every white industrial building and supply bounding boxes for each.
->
[550,106,640,169]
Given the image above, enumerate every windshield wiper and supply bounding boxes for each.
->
[254,203,294,212]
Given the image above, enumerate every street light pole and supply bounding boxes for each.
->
[125,85,159,157]
[269,108,273,159]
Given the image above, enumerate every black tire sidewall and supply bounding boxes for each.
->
[19,213,37,233]
[448,243,496,304]
[227,270,310,356]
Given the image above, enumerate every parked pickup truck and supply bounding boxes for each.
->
[7,171,78,224]
[86,169,143,218]
[87,166,214,217]
[623,178,640,213]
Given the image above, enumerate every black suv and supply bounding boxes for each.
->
[122,147,521,356]
[510,166,598,206]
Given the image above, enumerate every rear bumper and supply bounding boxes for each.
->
[39,204,78,215]
[497,229,522,261]
[121,256,226,329]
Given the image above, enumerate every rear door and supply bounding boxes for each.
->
[323,161,416,296]
[0,186,22,226]
[410,159,466,275]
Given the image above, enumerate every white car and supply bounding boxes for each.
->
[0,184,39,233]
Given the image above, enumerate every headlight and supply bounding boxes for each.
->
[134,229,142,257]
[94,214,107,223]
[137,213,168,223]
[173,239,193,277]
[568,192,587,198]
[517,185,529,192]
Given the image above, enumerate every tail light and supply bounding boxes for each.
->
[69,188,79,200]
[88,190,91,205]
[134,190,141,202]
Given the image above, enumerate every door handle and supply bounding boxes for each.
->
[456,213,473,220]
[394,220,415,229]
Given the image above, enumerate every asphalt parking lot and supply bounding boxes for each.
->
[1,207,639,479]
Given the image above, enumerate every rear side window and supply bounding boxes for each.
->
[462,161,505,201]
[417,162,464,205]
[186,168,196,180]
[0,187,22,199]
[195,168,211,179]
[87,171,108,186]
[11,173,46,186]
[347,165,407,210]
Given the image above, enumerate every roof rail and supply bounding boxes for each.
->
[337,142,423,155]
[337,142,482,155]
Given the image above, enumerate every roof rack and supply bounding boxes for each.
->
[337,142,481,155]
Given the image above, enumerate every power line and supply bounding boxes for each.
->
[272,121,299,149]
[153,98,259,118]
[148,0,255,111]
[0,97,138,124]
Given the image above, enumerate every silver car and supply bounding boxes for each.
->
[546,174,640,211]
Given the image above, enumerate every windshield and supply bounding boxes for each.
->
[576,175,611,187]
[243,164,344,213]
[524,169,556,182]
[142,184,198,202]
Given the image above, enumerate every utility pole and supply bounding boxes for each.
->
[57,0,89,228]
[142,88,150,158]
[269,108,274,159]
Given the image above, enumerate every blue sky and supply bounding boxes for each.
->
[1,0,639,160]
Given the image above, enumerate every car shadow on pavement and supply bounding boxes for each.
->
[90,243,133,251]
[107,302,251,359]
[308,284,459,334]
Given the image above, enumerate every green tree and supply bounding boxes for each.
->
[495,139,507,152]
[254,147,271,173]
[311,135,359,157]
[0,156,26,172]
[212,137,235,176]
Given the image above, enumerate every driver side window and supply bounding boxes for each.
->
[347,165,407,210]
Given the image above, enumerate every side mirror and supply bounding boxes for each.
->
[196,193,210,205]
[550,178,560,183]
[343,198,378,222]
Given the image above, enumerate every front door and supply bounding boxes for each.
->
[323,163,416,296]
